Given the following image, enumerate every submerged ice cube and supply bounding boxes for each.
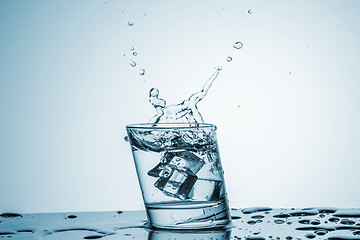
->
[148,151,204,177]
[189,178,223,201]
[168,151,204,174]
[154,166,197,200]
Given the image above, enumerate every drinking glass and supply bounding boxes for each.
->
[126,123,231,229]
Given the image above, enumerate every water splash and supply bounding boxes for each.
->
[148,66,222,124]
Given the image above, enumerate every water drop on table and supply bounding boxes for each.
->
[233,41,243,49]
[274,219,285,224]
[305,233,316,239]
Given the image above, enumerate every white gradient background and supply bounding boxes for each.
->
[0,0,360,213]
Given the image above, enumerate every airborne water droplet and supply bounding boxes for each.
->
[133,52,138,56]
[139,69,145,75]
[233,41,243,49]
[217,66,223,71]
[130,47,134,51]
[130,59,136,67]
[226,56,232,62]
[248,9,252,14]
[128,21,134,26]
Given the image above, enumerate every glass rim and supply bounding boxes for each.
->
[126,122,216,130]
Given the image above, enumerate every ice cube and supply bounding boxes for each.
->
[154,166,198,200]
[148,152,172,177]
[168,151,204,174]
[188,178,223,201]
[148,151,204,177]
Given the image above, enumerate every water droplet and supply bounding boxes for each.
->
[251,215,265,219]
[340,219,355,225]
[242,207,272,214]
[84,236,104,239]
[246,237,265,240]
[274,219,285,224]
[116,211,123,214]
[237,105,241,108]
[133,52,138,56]
[130,59,136,67]
[66,215,77,219]
[289,210,319,217]
[128,21,134,26]
[305,233,316,239]
[287,221,293,225]
[130,47,134,51]
[314,230,328,236]
[124,136,129,142]
[217,66,223,71]
[248,9,252,14]
[247,220,257,225]
[319,214,326,218]
[139,69,145,75]
[233,41,243,49]
[286,237,293,240]
[311,219,321,225]
[226,56,232,62]
[104,0,107,4]
[273,214,291,218]
[0,213,22,218]
[329,217,340,223]
[333,210,360,218]
[299,219,310,224]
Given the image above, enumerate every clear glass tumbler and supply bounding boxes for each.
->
[126,123,231,229]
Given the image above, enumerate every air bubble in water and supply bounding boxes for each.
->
[128,21,134,26]
[233,41,243,49]
[139,69,145,75]
[130,59,136,67]
[226,56,233,62]
[133,52,138,56]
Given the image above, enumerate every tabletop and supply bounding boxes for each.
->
[0,208,360,240]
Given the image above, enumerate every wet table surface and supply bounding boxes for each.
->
[1,208,360,240]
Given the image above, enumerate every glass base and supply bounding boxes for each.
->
[145,199,231,229]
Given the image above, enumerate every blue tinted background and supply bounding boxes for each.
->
[1,0,360,213]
